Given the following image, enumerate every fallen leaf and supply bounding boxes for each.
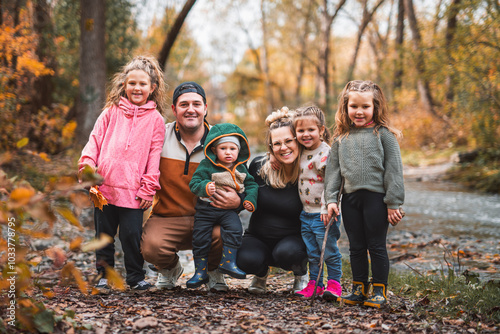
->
[105,267,125,291]
[81,233,113,252]
[89,186,108,210]
[8,186,35,208]
[45,247,67,268]
[55,206,83,231]
[69,237,83,251]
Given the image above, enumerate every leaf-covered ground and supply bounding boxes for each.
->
[35,271,496,334]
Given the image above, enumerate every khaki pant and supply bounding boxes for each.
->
[141,214,222,271]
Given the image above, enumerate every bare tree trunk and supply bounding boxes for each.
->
[76,0,106,146]
[318,0,346,113]
[404,0,442,121]
[393,0,405,94]
[158,0,197,71]
[33,0,55,112]
[345,0,385,82]
[367,0,392,87]
[295,0,314,105]
[445,0,461,105]
[260,0,274,113]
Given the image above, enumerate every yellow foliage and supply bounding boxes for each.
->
[81,233,114,253]
[9,187,36,208]
[16,137,29,148]
[105,267,126,291]
[62,121,77,139]
[54,206,83,231]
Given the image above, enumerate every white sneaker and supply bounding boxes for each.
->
[207,270,229,292]
[248,272,268,295]
[293,274,308,293]
[155,261,183,290]
[144,261,158,279]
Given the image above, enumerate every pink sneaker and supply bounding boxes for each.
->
[322,279,342,301]
[294,280,324,298]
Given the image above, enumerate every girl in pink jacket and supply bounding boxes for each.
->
[78,56,166,293]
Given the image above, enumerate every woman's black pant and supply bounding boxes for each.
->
[342,190,390,285]
[236,233,308,277]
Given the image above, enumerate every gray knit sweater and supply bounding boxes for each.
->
[324,126,404,209]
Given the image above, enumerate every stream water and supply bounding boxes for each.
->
[385,179,500,281]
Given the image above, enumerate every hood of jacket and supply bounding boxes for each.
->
[119,96,157,117]
[204,123,250,168]
[118,96,158,150]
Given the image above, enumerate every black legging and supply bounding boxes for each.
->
[236,233,308,277]
[342,190,390,285]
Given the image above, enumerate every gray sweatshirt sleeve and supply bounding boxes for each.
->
[380,128,405,209]
[324,139,342,204]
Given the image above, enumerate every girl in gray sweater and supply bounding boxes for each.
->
[325,80,404,308]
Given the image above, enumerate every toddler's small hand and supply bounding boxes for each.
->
[207,182,216,196]
[243,201,253,211]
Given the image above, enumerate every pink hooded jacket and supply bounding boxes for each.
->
[79,97,166,209]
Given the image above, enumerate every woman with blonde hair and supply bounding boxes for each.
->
[236,107,308,294]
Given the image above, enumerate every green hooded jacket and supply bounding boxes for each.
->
[189,123,258,211]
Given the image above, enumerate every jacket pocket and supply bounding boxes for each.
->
[98,158,140,190]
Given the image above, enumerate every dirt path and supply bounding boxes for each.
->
[40,271,491,334]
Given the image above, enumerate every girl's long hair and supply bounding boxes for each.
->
[106,55,168,115]
[293,104,331,145]
[333,80,402,142]
[259,107,302,188]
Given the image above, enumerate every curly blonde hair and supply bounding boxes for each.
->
[259,107,302,188]
[334,80,401,141]
[105,55,168,115]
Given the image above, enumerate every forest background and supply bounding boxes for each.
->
[1,0,499,194]
[0,0,499,332]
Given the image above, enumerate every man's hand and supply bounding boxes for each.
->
[209,186,241,210]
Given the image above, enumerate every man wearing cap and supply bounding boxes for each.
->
[141,82,243,292]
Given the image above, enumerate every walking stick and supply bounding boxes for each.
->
[310,179,344,306]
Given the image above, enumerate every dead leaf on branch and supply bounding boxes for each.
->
[89,186,108,210]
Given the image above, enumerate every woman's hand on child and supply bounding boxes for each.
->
[207,182,216,196]
[387,208,403,226]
